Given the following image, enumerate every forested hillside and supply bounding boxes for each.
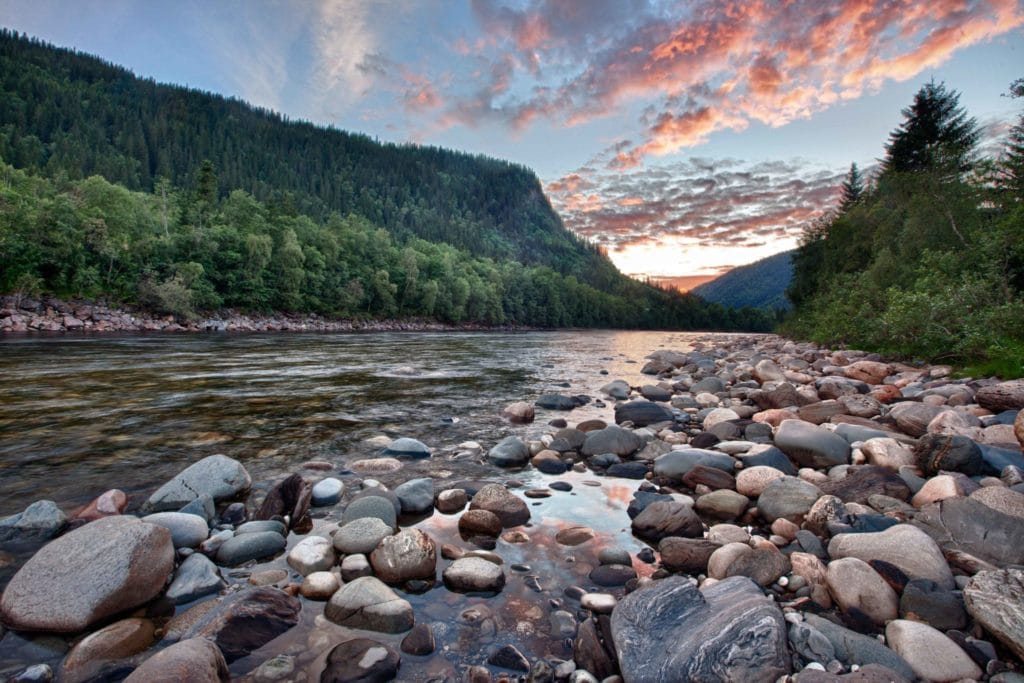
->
[0,30,777,331]
[691,250,793,311]
[0,29,619,287]
[785,80,1024,374]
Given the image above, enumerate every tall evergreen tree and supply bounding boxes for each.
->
[1000,78,1024,199]
[838,162,864,212]
[883,81,980,175]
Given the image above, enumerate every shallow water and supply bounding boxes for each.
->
[0,330,720,680]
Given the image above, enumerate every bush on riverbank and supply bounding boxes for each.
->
[784,80,1024,377]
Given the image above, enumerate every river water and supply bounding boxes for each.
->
[0,330,718,679]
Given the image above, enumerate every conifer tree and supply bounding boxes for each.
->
[838,162,864,212]
[883,81,980,175]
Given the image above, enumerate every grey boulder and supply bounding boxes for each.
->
[394,478,435,515]
[581,426,643,457]
[324,576,414,633]
[166,553,224,604]
[774,420,850,468]
[487,436,531,467]
[0,500,67,543]
[143,454,251,513]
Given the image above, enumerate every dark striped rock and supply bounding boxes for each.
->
[913,434,988,477]
[913,496,1024,567]
[611,576,789,683]
[173,587,300,662]
[963,567,1024,660]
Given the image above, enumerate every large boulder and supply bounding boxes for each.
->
[324,576,414,633]
[123,638,229,683]
[912,496,1024,567]
[828,524,954,590]
[773,420,850,468]
[468,484,530,527]
[369,528,437,584]
[611,576,790,683]
[1,515,174,632]
[143,454,251,512]
[614,400,674,427]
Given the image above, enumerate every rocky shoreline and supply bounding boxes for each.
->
[1,335,1024,682]
[0,296,526,334]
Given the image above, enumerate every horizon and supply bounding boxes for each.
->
[1,0,1022,287]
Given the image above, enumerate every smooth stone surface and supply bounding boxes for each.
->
[653,448,736,479]
[658,537,721,573]
[487,436,531,467]
[694,489,749,520]
[828,525,954,590]
[826,557,898,624]
[0,516,174,632]
[614,399,674,427]
[143,454,251,512]
[369,528,437,584]
[175,587,301,662]
[803,614,913,680]
[435,488,467,513]
[393,478,434,515]
[736,466,787,497]
[166,552,224,604]
[581,425,644,457]
[320,638,401,683]
[458,509,503,537]
[141,512,209,549]
[468,484,530,527]
[885,619,981,682]
[774,420,851,468]
[310,477,343,507]
[341,496,397,529]
[443,556,505,593]
[299,571,340,600]
[123,638,229,683]
[913,496,1024,566]
[963,568,1024,660]
[598,547,632,566]
[401,623,436,655]
[382,437,431,458]
[324,576,414,633]
[0,500,66,543]
[589,564,637,586]
[631,500,703,541]
[333,517,394,555]
[340,554,373,582]
[287,536,336,576]
[611,575,790,683]
[61,617,156,683]
[215,530,286,566]
[757,476,823,523]
[707,542,791,587]
[555,526,595,546]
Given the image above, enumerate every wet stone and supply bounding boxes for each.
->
[320,638,401,683]
[589,564,636,587]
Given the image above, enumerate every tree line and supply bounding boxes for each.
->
[785,79,1024,375]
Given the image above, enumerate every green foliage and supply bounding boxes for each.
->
[692,250,794,311]
[838,163,864,212]
[882,80,980,176]
[786,77,1024,368]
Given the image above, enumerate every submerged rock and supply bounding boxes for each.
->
[123,638,229,683]
[173,587,301,662]
[320,638,401,683]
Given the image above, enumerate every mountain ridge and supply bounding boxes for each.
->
[691,250,794,310]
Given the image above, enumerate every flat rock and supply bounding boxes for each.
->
[757,476,823,523]
[631,500,703,541]
[287,536,336,576]
[614,399,674,427]
[0,500,66,543]
[141,512,209,549]
[913,496,1024,567]
[175,586,301,662]
[963,567,1024,660]
[143,454,251,513]
[443,556,505,593]
[166,552,224,604]
[320,638,400,683]
[659,537,721,573]
[334,517,394,555]
[215,530,286,566]
[123,638,229,683]
[341,496,397,529]
[555,526,595,546]
[468,484,530,527]
[487,436,531,467]
[611,575,790,683]
[828,524,954,589]
[369,528,436,584]
[0,515,174,632]
[653,448,735,479]
[774,420,851,468]
[382,437,431,458]
[581,425,643,457]
[889,402,944,438]
[694,489,749,520]
[325,576,414,633]
[818,466,910,504]
[885,619,981,682]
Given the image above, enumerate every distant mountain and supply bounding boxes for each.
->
[691,250,794,310]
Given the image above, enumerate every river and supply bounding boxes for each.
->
[0,330,719,679]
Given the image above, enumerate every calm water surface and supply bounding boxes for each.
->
[0,330,722,680]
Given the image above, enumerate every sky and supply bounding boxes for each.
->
[2,0,1023,288]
